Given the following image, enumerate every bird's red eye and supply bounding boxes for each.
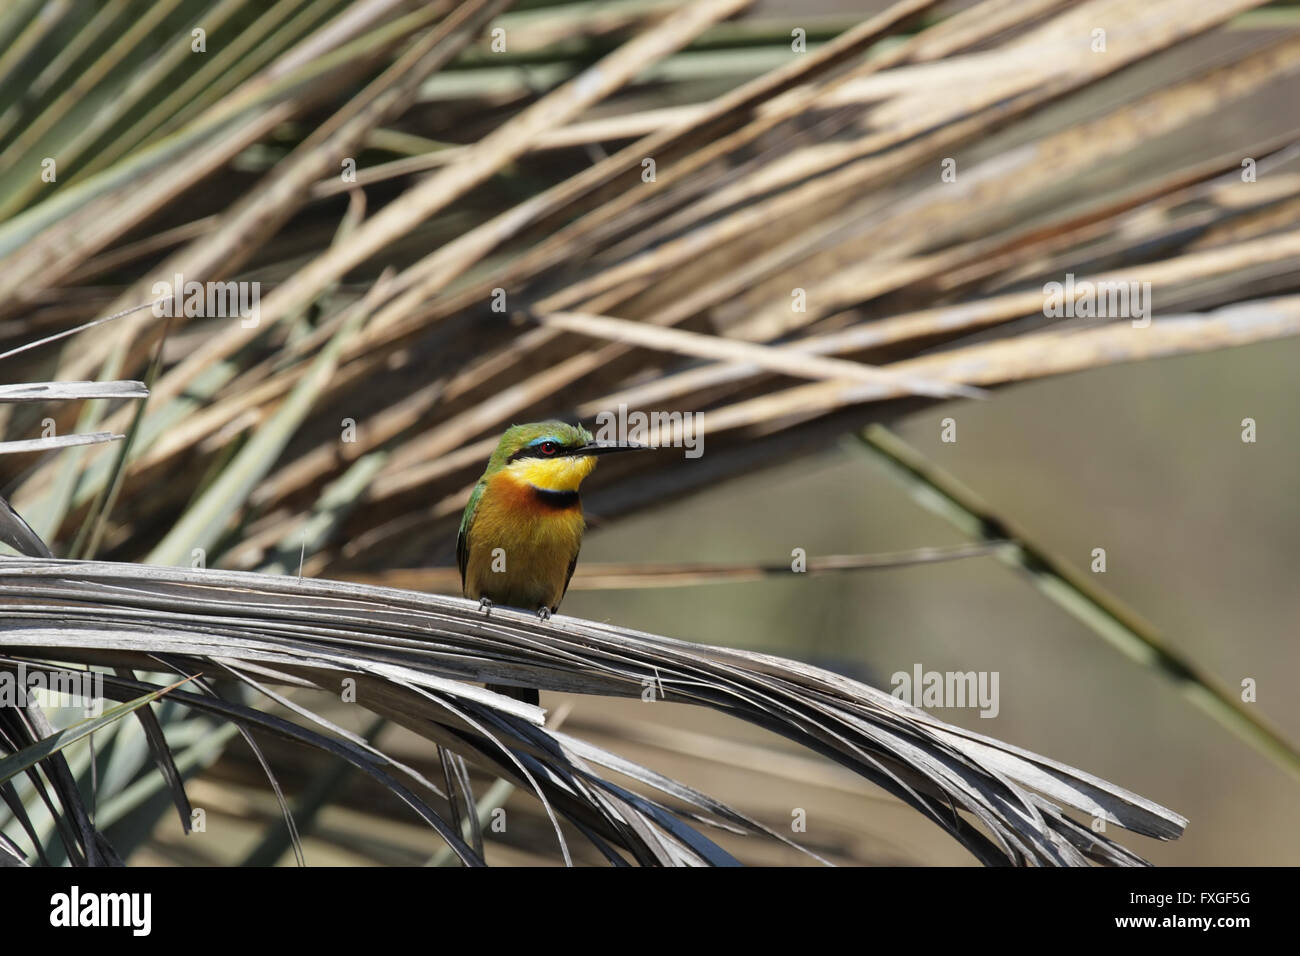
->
[539,441,558,455]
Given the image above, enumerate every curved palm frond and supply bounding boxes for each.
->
[0,557,1186,866]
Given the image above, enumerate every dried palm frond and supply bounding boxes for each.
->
[3,0,1295,573]
[0,557,1186,866]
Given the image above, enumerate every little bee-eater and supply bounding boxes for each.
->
[458,421,646,703]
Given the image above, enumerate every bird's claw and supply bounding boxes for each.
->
[536,606,552,621]
[479,597,493,616]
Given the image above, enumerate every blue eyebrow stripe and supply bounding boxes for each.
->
[529,436,562,446]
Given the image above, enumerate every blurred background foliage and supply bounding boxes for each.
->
[1,0,1298,864]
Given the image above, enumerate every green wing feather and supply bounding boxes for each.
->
[557,550,579,609]
[456,481,486,591]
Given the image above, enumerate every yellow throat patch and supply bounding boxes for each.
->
[504,454,597,492]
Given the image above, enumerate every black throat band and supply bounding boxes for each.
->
[530,486,580,509]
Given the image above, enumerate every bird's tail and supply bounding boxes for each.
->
[486,683,540,706]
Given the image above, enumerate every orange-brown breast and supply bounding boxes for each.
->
[462,469,585,612]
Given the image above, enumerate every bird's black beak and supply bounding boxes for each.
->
[573,441,653,456]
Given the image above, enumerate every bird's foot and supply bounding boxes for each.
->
[536,606,552,621]
[478,597,494,616]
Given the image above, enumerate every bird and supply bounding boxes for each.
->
[458,421,646,704]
